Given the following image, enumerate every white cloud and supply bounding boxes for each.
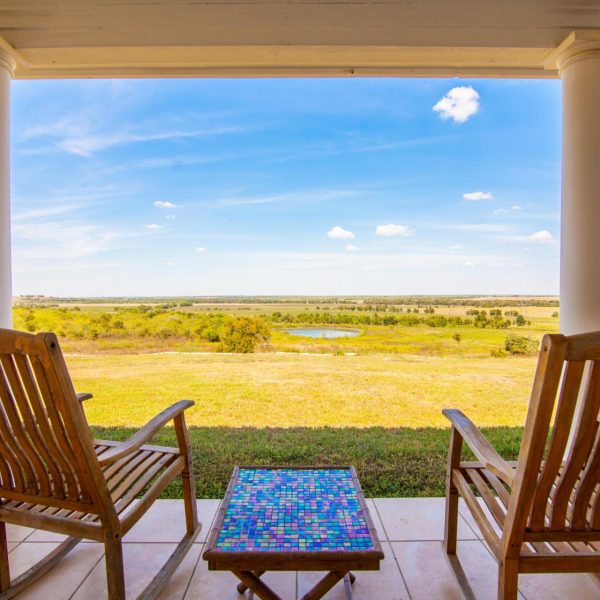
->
[146,224,163,230]
[493,209,508,215]
[463,191,493,201]
[528,230,555,243]
[465,261,476,267]
[327,226,355,240]
[449,244,463,250]
[375,224,415,237]
[346,244,359,252]
[195,246,207,253]
[512,205,523,211]
[433,86,480,124]
[154,201,177,208]
[165,215,176,220]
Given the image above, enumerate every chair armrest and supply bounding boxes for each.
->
[442,408,515,486]
[98,400,194,466]
[77,392,93,402]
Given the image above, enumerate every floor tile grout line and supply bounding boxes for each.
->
[181,543,204,600]
[68,549,106,600]
[372,499,413,600]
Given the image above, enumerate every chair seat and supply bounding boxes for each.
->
[0,440,183,539]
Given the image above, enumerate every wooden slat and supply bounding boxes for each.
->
[109,452,165,502]
[571,430,600,530]
[0,505,103,540]
[453,469,501,555]
[29,356,82,501]
[530,360,585,531]
[119,457,185,534]
[0,400,25,492]
[501,334,568,558]
[0,357,41,493]
[113,454,178,515]
[551,361,600,529]
[14,354,67,498]
[463,468,506,530]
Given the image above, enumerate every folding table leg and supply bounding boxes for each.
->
[300,570,348,600]
[237,570,266,594]
[232,570,282,600]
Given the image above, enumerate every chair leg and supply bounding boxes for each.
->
[174,412,199,534]
[104,532,126,600]
[0,523,10,593]
[444,426,463,554]
[498,558,519,600]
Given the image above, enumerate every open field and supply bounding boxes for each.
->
[12,295,557,497]
[70,352,536,497]
[72,353,537,429]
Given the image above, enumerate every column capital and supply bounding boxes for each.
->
[0,47,16,77]
[545,30,600,74]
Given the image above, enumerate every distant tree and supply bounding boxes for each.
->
[515,315,526,326]
[505,334,539,356]
[219,317,271,353]
[552,311,559,318]
[453,333,462,343]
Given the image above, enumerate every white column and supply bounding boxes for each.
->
[552,32,600,334]
[0,49,14,329]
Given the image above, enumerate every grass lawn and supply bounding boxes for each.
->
[70,352,535,498]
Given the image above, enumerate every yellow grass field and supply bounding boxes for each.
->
[70,352,537,429]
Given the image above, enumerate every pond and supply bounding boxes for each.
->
[284,328,361,339]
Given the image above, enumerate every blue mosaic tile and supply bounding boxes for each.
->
[216,468,374,553]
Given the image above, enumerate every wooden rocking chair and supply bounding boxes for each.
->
[444,331,600,599]
[0,329,200,599]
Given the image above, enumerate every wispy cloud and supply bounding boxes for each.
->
[154,201,177,209]
[438,223,514,234]
[195,246,207,253]
[220,189,361,207]
[13,220,129,260]
[463,191,492,201]
[61,127,243,158]
[346,244,359,252]
[327,226,355,240]
[23,114,246,158]
[433,86,480,124]
[146,224,163,230]
[375,224,415,237]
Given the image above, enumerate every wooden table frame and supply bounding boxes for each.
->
[203,466,384,600]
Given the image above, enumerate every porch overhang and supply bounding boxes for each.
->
[1,1,600,79]
[0,2,600,335]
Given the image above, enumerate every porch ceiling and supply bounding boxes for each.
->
[1,0,599,79]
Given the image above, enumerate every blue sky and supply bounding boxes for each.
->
[10,78,561,297]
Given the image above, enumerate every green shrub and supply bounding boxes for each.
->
[504,334,539,356]
[490,347,508,358]
[219,317,271,353]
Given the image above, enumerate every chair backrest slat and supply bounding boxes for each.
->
[549,360,600,529]
[13,354,67,498]
[0,354,54,496]
[571,428,600,529]
[29,354,87,502]
[504,332,600,548]
[529,360,585,530]
[0,329,109,512]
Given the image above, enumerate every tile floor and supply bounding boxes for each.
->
[5,498,600,599]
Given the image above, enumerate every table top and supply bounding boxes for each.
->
[203,466,384,571]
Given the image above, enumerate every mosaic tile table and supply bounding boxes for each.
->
[203,466,384,600]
